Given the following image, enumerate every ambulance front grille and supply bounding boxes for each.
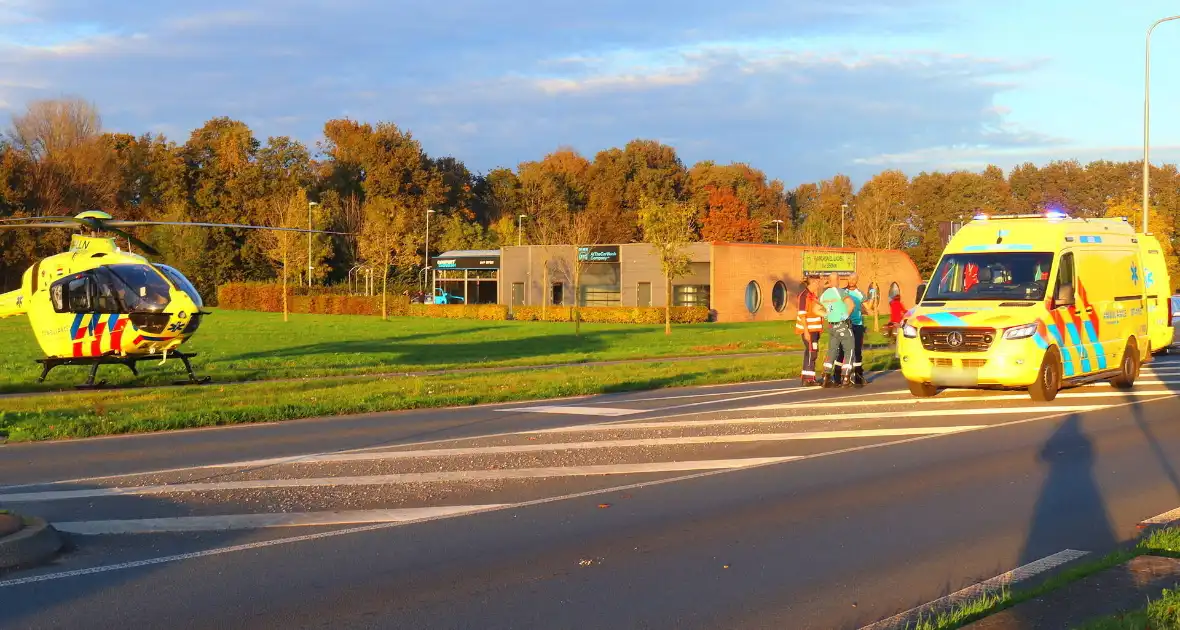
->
[919,327,995,353]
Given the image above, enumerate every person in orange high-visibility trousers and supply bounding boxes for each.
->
[795,276,826,386]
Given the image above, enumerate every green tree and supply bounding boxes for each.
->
[638,197,696,334]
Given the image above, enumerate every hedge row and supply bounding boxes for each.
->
[408,304,510,320]
[217,283,712,324]
[217,283,410,316]
[512,306,711,324]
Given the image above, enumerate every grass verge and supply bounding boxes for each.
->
[0,310,894,394]
[0,350,898,443]
[904,527,1180,630]
[1075,586,1180,629]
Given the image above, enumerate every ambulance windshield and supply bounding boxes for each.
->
[925,252,1054,302]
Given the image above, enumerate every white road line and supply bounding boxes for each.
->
[499,406,644,416]
[0,458,797,503]
[54,505,510,535]
[2,395,1170,590]
[1138,505,1180,527]
[148,426,982,470]
[858,549,1090,630]
[743,390,1175,411]
[538,405,1107,433]
[584,386,801,404]
[504,387,811,416]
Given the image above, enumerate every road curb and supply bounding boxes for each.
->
[0,516,64,570]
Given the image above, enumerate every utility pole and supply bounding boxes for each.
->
[307,201,318,287]
[518,214,527,247]
[771,219,783,244]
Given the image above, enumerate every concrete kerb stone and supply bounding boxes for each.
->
[0,515,64,570]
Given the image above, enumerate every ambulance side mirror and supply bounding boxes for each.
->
[916,283,926,304]
[1054,284,1075,308]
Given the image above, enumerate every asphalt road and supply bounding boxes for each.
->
[3,355,1180,629]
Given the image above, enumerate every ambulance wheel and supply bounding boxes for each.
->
[1110,340,1140,390]
[907,380,937,398]
[1029,348,1062,402]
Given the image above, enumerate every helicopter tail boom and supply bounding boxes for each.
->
[0,289,26,318]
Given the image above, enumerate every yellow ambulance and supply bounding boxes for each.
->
[899,210,1161,401]
[1140,234,1175,355]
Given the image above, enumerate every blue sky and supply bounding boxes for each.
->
[0,0,1178,186]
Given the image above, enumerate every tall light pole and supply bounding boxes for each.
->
[1144,16,1180,233]
[771,219,783,244]
[518,214,527,247]
[425,209,435,292]
[307,201,318,288]
[840,203,848,248]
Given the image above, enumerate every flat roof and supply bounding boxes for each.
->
[436,250,500,257]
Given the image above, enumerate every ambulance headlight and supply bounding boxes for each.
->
[902,323,918,338]
[1003,323,1038,340]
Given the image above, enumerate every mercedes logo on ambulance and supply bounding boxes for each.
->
[946,331,965,348]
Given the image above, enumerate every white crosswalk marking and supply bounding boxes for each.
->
[8,367,1178,545]
[500,405,644,416]
[538,405,1106,433]
[156,426,982,469]
[0,458,799,503]
[53,506,510,535]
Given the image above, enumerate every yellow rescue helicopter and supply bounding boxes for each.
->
[0,210,345,388]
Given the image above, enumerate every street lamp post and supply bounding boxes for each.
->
[771,219,783,244]
[840,204,848,248]
[518,214,527,247]
[307,201,318,288]
[1144,15,1180,233]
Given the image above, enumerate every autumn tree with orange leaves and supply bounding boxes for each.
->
[699,187,761,242]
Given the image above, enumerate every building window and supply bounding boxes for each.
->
[771,281,788,313]
[673,285,710,308]
[551,283,564,306]
[745,281,762,314]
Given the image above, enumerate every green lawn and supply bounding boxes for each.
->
[0,309,891,393]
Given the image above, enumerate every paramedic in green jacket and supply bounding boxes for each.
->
[819,272,857,388]
[843,273,868,387]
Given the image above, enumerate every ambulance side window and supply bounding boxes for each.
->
[1054,253,1075,307]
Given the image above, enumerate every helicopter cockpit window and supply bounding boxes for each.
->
[50,282,65,312]
[106,264,170,313]
[92,268,122,313]
[66,276,93,312]
[156,264,203,308]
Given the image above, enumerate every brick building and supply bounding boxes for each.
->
[479,242,922,323]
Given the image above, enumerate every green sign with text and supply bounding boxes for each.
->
[802,251,856,274]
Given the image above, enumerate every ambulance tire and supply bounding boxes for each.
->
[907,380,937,398]
[1110,340,1140,390]
[1028,348,1062,402]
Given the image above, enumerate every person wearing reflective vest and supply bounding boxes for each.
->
[820,272,857,388]
[795,276,826,386]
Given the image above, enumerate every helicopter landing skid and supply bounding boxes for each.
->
[36,351,211,389]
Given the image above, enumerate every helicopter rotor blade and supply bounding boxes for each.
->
[0,222,82,229]
[0,215,73,223]
[106,221,352,235]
